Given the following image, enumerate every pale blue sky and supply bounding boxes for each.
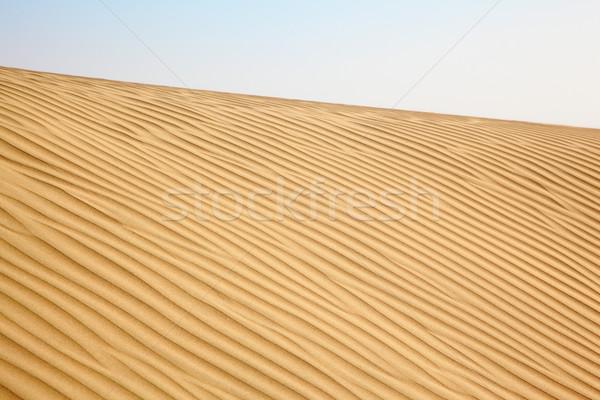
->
[1,1,599,128]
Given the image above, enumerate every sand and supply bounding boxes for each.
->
[0,66,599,399]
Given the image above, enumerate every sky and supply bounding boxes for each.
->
[1,1,599,128]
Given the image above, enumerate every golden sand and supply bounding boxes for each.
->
[1,66,599,399]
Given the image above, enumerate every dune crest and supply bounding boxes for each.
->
[1,66,599,399]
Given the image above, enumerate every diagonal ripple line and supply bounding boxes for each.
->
[98,0,253,151]
[341,0,503,160]
[347,247,499,395]
[98,245,256,400]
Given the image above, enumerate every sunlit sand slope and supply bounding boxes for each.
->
[1,66,599,399]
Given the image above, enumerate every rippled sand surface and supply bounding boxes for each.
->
[1,67,599,399]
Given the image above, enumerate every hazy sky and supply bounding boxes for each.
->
[1,1,599,128]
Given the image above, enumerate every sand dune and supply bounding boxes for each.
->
[1,66,599,399]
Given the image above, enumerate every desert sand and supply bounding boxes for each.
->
[0,66,599,399]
